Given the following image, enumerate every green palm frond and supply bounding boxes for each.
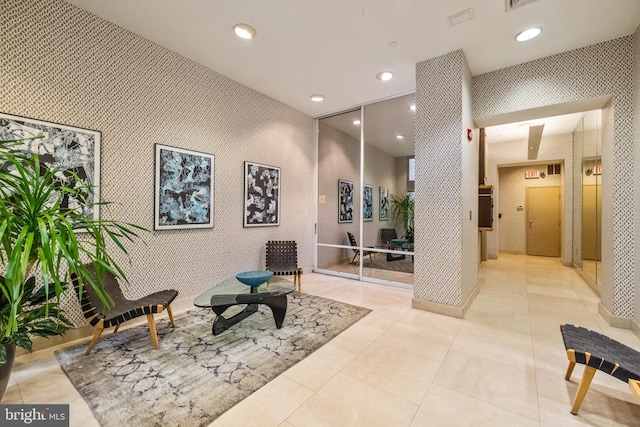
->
[0,137,146,364]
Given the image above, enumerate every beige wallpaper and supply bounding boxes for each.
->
[415,50,478,308]
[634,26,640,329]
[1,0,315,326]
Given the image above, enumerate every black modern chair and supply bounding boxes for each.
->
[266,240,303,293]
[71,263,179,355]
[346,232,375,266]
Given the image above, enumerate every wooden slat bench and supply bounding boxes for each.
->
[560,324,640,414]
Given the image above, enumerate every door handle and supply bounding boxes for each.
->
[529,219,533,228]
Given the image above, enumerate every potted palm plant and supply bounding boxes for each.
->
[0,136,144,399]
[390,193,414,242]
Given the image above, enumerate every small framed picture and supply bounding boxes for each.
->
[244,161,280,227]
[338,179,354,223]
[379,187,389,221]
[363,184,373,221]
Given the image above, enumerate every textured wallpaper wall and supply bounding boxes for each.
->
[487,134,573,262]
[473,36,634,319]
[415,50,477,308]
[634,26,640,328]
[1,0,315,326]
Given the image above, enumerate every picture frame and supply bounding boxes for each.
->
[363,184,373,221]
[155,144,214,230]
[244,161,280,227]
[338,179,354,223]
[0,112,101,221]
[379,186,389,221]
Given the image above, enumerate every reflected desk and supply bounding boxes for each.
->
[194,276,295,335]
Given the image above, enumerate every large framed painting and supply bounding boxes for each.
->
[0,112,101,221]
[379,186,389,221]
[244,161,280,227]
[338,179,354,223]
[363,184,373,221]
[155,144,214,230]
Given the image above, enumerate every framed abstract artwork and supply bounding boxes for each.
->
[379,186,389,221]
[363,184,373,221]
[244,161,280,227]
[155,144,214,230]
[0,112,101,221]
[338,179,354,223]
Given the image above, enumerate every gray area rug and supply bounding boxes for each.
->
[55,293,370,426]
[363,254,414,273]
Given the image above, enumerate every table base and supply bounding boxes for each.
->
[210,293,288,335]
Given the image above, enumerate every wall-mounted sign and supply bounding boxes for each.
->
[594,165,602,175]
[525,170,540,179]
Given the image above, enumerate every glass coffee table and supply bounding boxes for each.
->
[194,276,295,335]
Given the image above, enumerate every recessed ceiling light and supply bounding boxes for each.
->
[376,71,393,81]
[515,27,542,42]
[310,94,324,102]
[233,23,257,40]
[408,105,416,112]
[353,120,361,125]
[396,135,405,140]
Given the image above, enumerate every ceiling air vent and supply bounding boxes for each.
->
[446,8,475,27]
[506,0,538,12]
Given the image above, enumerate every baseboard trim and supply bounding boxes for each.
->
[631,320,640,340]
[598,302,631,329]
[412,284,479,319]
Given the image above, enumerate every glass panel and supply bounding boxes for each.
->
[316,245,359,277]
[362,94,415,286]
[578,109,602,286]
[318,108,362,265]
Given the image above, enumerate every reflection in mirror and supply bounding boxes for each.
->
[362,94,415,285]
[577,109,602,287]
[317,108,361,270]
[316,94,415,286]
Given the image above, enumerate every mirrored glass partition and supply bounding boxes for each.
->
[573,109,602,288]
[316,94,415,287]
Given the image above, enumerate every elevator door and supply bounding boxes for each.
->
[526,186,561,257]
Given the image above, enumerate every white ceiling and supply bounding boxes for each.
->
[485,111,586,144]
[66,0,640,118]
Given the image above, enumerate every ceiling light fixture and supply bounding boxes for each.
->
[233,23,257,40]
[408,105,416,112]
[515,27,542,42]
[396,135,405,140]
[376,71,393,81]
[353,120,361,125]
[310,94,324,102]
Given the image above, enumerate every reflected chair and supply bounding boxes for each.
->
[346,232,375,266]
[266,240,303,293]
[380,228,406,262]
[71,263,179,355]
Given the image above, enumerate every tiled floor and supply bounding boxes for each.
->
[3,254,640,426]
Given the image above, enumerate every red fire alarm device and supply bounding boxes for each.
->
[467,128,473,141]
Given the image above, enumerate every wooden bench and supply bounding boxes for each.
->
[560,324,640,414]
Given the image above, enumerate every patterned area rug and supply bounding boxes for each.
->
[363,254,414,273]
[55,293,370,426]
